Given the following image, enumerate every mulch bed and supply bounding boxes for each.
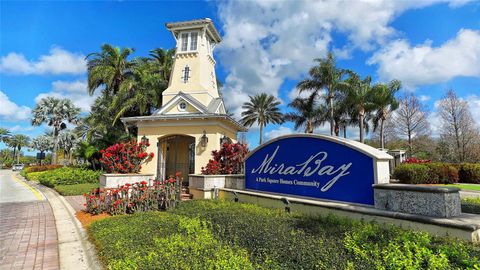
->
[76,211,112,228]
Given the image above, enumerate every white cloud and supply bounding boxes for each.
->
[419,95,431,102]
[0,91,32,121]
[52,80,87,93]
[216,0,470,117]
[7,125,35,132]
[368,29,480,89]
[35,79,97,112]
[466,94,480,128]
[265,126,294,141]
[0,47,86,75]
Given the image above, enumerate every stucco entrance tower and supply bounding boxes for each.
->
[121,18,245,181]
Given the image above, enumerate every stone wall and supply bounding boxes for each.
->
[373,184,461,218]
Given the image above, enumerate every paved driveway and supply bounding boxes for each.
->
[0,170,59,269]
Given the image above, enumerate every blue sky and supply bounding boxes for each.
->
[1,0,480,153]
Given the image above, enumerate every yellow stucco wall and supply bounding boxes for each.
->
[137,118,238,179]
[162,30,219,107]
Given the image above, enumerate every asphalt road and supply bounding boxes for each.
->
[0,169,43,203]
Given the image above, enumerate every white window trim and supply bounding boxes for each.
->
[179,31,200,53]
[178,101,187,111]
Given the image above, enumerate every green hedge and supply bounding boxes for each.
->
[459,164,480,184]
[393,164,431,184]
[33,167,101,187]
[394,163,462,184]
[89,200,480,270]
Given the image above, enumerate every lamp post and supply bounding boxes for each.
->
[141,135,149,145]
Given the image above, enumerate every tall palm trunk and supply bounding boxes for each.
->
[306,120,313,133]
[52,127,59,165]
[343,125,347,138]
[12,148,16,162]
[16,147,20,164]
[359,107,365,143]
[259,124,263,145]
[380,118,385,149]
[329,93,334,136]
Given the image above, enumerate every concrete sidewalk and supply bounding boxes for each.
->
[22,176,101,270]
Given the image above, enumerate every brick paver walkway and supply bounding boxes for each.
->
[0,201,59,270]
[64,196,85,213]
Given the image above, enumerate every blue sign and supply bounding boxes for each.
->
[245,135,375,205]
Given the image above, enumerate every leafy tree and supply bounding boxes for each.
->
[372,80,401,149]
[110,58,168,124]
[0,127,11,142]
[284,93,327,133]
[31,97,80,164]
[75,141,100,169]
[86,44,135,96]
[343,73,378,143]
[31,135,53,165]
[241,93,284,145]
[58,130,79,164]
[297,52,348,136]
[149,48,175,82]
[5,134,30,163]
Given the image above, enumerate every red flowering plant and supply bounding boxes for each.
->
[201,142,249,175]
[402,157,432,164]
[99,140,154,173]
[84,172,181,215]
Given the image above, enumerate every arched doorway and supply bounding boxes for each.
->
[157,135,196,184]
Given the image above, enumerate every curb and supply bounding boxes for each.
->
[17,174,102,270]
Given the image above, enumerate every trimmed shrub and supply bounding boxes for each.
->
[459,163,480,184]
[89,214,254,270]
[424,163,459,184]
[88,200,480,269]
[36,167,101,187]
[394,163,460,184]
[393,164,431,184]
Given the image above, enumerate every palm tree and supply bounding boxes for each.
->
[58,130,78,164]
[0,127,11,143]
[241,93,284,145]
[75,141,99,169]
[297,52,348,136]
[372,80,401,149]
[149,48,175,82]
[284,93,327,133]
[31,135,53,165]
[86,44,135,96]
[343,73,378,143]
[110,58,168,124]
[5,134,30,163]
[31,97,80,164]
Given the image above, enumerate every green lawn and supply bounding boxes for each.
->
[462,197,480,215]
[445,184,480,191]
[88,200,480,270]
[54,183,99,196]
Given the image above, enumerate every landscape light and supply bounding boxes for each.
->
[200,130,208,148]
[233,191,239,202]
[281,198,291,213]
